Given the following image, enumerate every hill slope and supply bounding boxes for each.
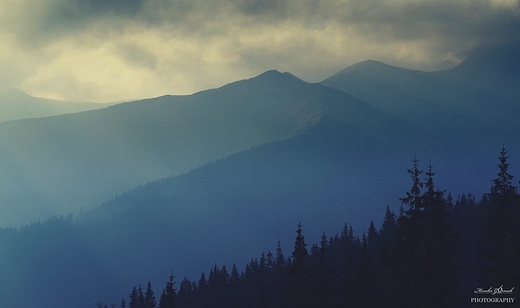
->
[0,88,106,123]
[0,70,412,226]
[0,112,428,308]
[321,42,520,144]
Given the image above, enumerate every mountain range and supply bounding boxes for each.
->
[0,88,107,123]
[0,42,519,307]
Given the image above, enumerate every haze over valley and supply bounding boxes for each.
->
[1,0,520,307]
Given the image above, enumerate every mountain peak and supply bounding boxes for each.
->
[215,69,306,94]
[252,69,303,83]
[331,60,390,76]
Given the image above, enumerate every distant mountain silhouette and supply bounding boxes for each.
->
[321,42,520,148]
[0,111,422,308]
[0,70,415,226]
[0,88,106,123]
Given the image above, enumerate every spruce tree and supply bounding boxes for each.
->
[158,271,176,308]
[399,152,424,212]
[309,233,335,307]
[367,220,381,259]
[144,281,157,308]
[482,146,520,286]
[176,277,193,306]
[391,159,459,307]
[129,287,139,308]
[137,285,145,308]
[275,240,285,269]
[282,222,310,307]
[95,297,108,308]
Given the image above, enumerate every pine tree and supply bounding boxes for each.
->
[309,233,335,307]
[490,146,517,201]
[137,285,145,308]
[266,250,275,275]
[282,222,310,307]
[196,272,208,306]
[158,271,176,308]
[176,277,193,306]
[144,281,157,308]
[390,159,459,307]
[228,263,242,307]
[95,297,108,308]
[275,240,285,269]
[129,286,139,308]
[400,152,424,212]
[482,146,520,286]
[367,220,381,259]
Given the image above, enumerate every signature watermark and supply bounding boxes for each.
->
[471,285,515,304]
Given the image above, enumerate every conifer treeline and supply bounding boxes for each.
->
[99,146,520,307]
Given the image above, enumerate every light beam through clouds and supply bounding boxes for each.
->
[0,0,519,102]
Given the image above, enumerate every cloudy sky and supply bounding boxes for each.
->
[0,0,519,103]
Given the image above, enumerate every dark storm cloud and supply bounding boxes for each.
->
[3,0,520,102]
[9,0,520,50]
[8,0,184,47]
[232,0,288,16]
[336,0,520,50]
[55,0,146,18]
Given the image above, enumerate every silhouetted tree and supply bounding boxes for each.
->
[95,297,108,308]
[275,240,285,269]
[482,146,520,286]
[129,287,139,308]
[367,220,381,260]
[144,281,157,308]
[309,233,335,307]
[282,222,310,307]
[158,271,176,308]
[390,159,459,307]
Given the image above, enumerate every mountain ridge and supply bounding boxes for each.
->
[0,88,108,123]
[0,69,410,227]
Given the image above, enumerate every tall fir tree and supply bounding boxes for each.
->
[158,271,176,308]
[275,240,285,269]
[282,222,310,307]
[390,159,459,307]
[144,281,157,308]
[138,285,145,308]
[482,146,520,286]
[309,233,335,307]
[400,152,424,212]
[129,286,139,308]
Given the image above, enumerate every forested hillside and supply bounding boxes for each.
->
[100,147,519,308]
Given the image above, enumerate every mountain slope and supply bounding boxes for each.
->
[0,70,414,226]
[0,112,433,308]
[0,106,508,308]
[321,43,520,142]
[0,88,106,123]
